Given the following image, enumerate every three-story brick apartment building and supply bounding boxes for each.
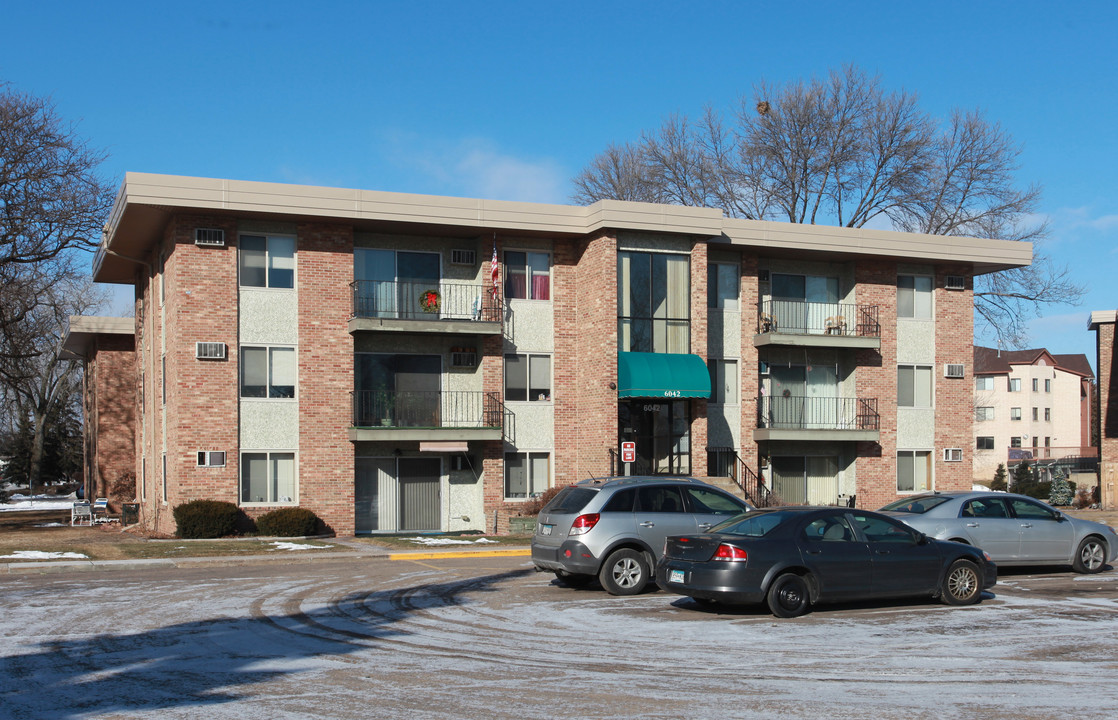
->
[71,173,1031,536]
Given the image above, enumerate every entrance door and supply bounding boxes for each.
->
[354,457,442,533]
[396,355,441,427]
[769,364,838,429]
[619,401,691,475]
[772,456,839,505]
[399,458,441,532]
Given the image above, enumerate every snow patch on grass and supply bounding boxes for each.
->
[0,550,88,560]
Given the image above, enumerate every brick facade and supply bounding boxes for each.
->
[1097,320,1117,508]
[82,335,136,507]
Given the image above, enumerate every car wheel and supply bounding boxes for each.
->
[553,570,594,588]
[598,549,650,596]
[1073,537,1108,574]
[766,573,810,618]
[941,559,982,605]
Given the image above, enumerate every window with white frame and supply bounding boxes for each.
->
[618,251,690,353]
[975,376,995,391]
[977,436,995,450]
[897,275,932,319]
[504,354,551,402]
[1032,378,1038,392]
[239,235,295,289]
[241,346,296,399]
[976,406,994,421]
[897,450,932,492]
[1045,379,1051,392]
[1008,378,1021,392]
[708,262,740,310]
[1010,407,1021,420]
[241,451,296,504]
[1032,407,1038,421]
[1010,437,1022,448]
[504,251,550,300]
[898,365,933,407]
[505,451,549,499]
[707,359,738,404]
[1044,407,1051,421]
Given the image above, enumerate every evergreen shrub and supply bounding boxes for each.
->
[256,507,320,537]
[173,499,242,539]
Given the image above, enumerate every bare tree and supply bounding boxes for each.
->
[571,65,1082,346]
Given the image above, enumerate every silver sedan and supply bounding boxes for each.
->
[879,491,1117,573]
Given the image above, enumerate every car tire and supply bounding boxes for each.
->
[598,548,650,596]
[941,559,982,605]
[766,573,810,618]
[1072,537,1108,574]
[553,570,594,588]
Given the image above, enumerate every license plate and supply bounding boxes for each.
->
[541,524,553,536]
[669,569,685,584]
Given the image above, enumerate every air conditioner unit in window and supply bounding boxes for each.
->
[943,448,963,462]
[195,342,227,360]
[197,451,226,468]
[945,275,965,290]
[194,228,225,247]
[944,363,965,378]
[451,249,477,266]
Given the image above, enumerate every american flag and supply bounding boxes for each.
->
[490,240,499,300]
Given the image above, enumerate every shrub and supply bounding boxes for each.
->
[990,464,1008,492]
[173,500,242,539]
[519,485,566,516]
[256,507,320,537]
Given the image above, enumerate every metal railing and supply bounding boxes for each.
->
[350,280,502,322]
[1006,446,1099,471]
[707,446,777,507]
[352,390,503,429]
[757,299,880,337]
[757,395,880,431]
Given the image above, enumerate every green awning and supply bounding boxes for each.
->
[617,352,711,399]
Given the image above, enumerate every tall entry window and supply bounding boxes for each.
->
[618,251,690,353]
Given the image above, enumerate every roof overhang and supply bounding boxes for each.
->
[61,316,135,360]
[1088,310,1118,330]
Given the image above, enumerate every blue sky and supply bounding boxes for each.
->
[4,1,1115,370]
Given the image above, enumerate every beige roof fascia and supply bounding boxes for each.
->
[720,217,1032,276]
[61,316,135,359]
[1088,310,1118,330]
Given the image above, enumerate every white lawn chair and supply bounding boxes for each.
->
[92,497,110,524]
[71,501,93,526]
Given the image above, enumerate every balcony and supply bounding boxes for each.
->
[349,390,504,442]
[754,395,880,442]
[1006,446,1099,474]
[754,300,880,349]
[349,280,503,335]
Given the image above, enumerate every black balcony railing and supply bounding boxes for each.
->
[351,280,502,322]
[707,446,777,508]
[757,299,880,337]
[757,395,879,431]
[352,390,503,429]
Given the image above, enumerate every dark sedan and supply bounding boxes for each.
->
[656,507,996,617]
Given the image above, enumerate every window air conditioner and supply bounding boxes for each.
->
[194,228,225,247]
[195,342,227,360]
[944,363,965,378]
[943,448,963,462]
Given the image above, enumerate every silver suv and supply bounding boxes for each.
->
[531,476,753,595]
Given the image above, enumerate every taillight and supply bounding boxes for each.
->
[712,543,748,562]
[569,513,600,536]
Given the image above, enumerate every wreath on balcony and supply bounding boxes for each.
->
[420,289,440,313]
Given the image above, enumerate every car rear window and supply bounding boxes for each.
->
[879,496,952,514]
[542,487,598,514]
[711,511,788,537]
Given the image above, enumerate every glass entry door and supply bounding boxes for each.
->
[769,364,838,429]
[619,400,691,475]
[772,456,839,505]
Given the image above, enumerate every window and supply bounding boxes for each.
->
[898,365,933,407]
[803,515,854,543]
[708,263,739,310]
[241,346,296,398]
[708,359,738,404]
[618,251,689,353]
[354,354,441,427]
[504,354,551,401]
[504,251,550,300]
[1032,378,1038,392]
[897,275,932,319]
[976,406,994,421]
[1008,378,1021,392]
[241,452,296,504]
[197,451,226,467]
[897,450,932,492]
[161,453,167,503]
[239,235,295,288]
[1045,379,1051,392]
[161,355,166,406]
[1032,407,1038,421]
[1010,437,1022,448]
[1010,407,1021,421]
[976,436,995,450]
[975,376,995,391]
[505,451,549,499]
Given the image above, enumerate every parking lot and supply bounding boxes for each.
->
[2,554,1116,719]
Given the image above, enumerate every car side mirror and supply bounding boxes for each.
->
[916,532,929,545]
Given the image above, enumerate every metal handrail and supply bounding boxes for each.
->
[351,390,503,429]
[706,446,776,508]
[350,280,502,322]
[757,299,880,337]
[756,395,879,431]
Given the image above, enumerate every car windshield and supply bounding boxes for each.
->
[710,511,789,537]
[542,487,598,514]
[879,496,953,514]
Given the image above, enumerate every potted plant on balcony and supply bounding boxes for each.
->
[420,289,440,314]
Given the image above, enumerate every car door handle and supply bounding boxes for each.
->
[639,521,655,527]
[966,523,979,528]
[1020,523,1033,529]
[698,523,713,530]
[875,549,891,555]
[806,549,822,555]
